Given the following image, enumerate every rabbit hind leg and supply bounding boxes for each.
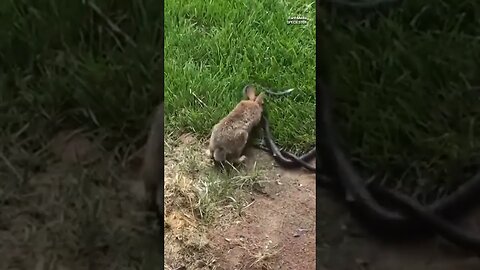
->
[231,130,248,163]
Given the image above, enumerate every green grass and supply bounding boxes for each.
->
[0,0,161,153]
[322,0,480,198]
[164,0,316,152]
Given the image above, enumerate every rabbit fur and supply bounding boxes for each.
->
[208,85,265,163]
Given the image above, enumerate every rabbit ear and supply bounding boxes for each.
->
[243,85,256,100]
[255,92,265,105]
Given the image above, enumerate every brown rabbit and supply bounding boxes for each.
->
[207,85,265,163]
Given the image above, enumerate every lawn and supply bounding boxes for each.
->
[0,0,161,152]
[164,0,316,153]
[322,0,480,198]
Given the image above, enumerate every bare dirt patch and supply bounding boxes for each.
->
[163,133,316,270]
[208,149,316,270]
[164,135,480,270]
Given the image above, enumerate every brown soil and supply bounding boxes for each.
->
[208,149,316,270]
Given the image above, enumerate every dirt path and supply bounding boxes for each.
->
[208,149,316,270]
